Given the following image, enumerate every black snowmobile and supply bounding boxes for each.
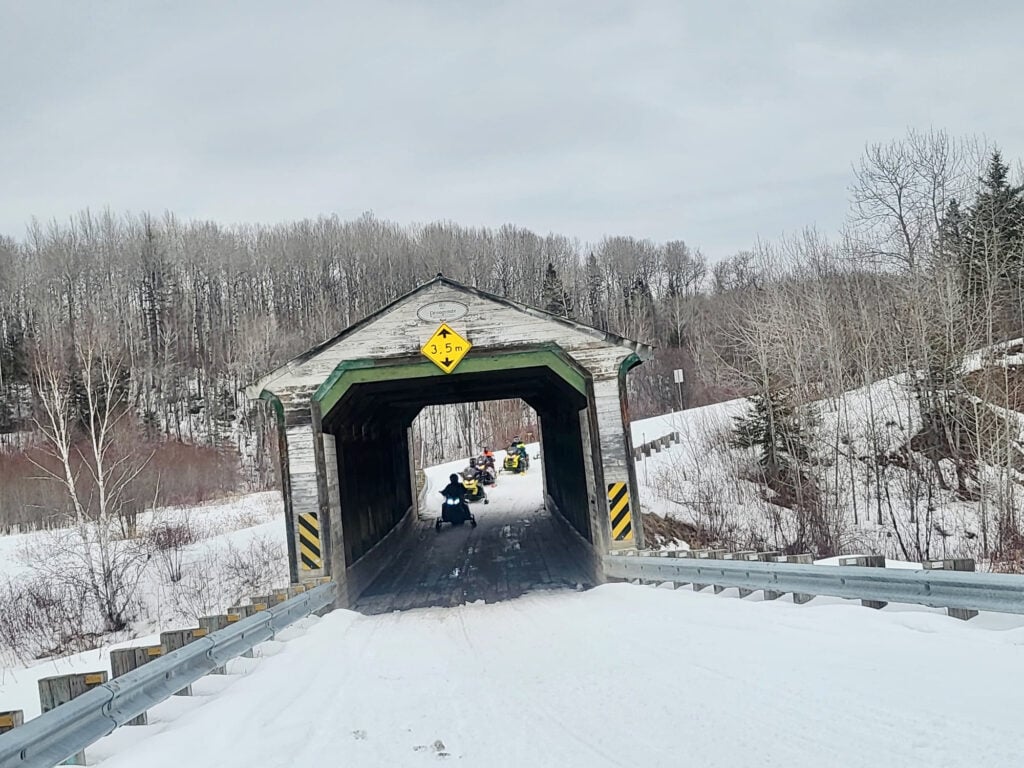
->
[436,473,478,531]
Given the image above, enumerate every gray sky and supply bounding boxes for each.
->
[2,1,1022,259]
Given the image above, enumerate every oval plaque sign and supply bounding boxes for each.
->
[417,300,469,323]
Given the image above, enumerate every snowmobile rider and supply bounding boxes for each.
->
[441,473,469,505]
[511,436,527,458]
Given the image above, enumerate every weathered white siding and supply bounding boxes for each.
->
[590,376,638,550]
[252,282,640,395]
[285,425,325,577]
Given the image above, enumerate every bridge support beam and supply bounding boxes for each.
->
[590,373,644,552]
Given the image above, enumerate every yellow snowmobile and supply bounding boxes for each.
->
[502,442,529,474]
[462,474,488,504]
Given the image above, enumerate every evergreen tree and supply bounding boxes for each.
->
[541,262,573,317]
[960,151,1024,327]
[731,388,811,482]
[585,253,605,328]
[935,198,964,268]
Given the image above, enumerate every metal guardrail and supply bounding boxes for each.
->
[0,581,336,768]
[632,431,679,462]
[603,553,1024,615]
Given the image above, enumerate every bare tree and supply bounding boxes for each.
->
[29,315,153,631]
[848,129,979,272]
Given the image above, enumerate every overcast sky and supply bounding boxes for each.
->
[2,1,1023,259]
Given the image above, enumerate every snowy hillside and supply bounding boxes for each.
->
[0,492,290,668]
[629,368,1024,566]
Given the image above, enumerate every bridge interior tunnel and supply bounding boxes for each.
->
[319,365,592,579]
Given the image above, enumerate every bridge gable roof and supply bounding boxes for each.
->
[247,274,652,399]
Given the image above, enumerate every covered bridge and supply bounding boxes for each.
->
[246,275,652,607]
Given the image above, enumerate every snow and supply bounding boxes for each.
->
[79,585,1024,768]
[814,555,922,569]
[0,492,290,681]
[628,375,1024,563]
[3,439,1024,766]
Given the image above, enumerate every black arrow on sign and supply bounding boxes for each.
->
[441,357,453,366]
[438,328,451,338]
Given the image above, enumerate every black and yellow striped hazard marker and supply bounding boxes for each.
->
[607,482,633,542]
[298,512,323,570]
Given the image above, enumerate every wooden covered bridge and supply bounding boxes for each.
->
[246,275,652,608]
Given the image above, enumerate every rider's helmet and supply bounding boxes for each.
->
[469,457,477,467]
[450,473,459,483]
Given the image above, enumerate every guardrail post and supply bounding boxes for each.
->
[0,711,23,734]
[228,605,257,657]
[38,672,108,765]
[665,550,692,587]
[717,551,756,593]
[738,552,781,597]
[838,555,887,609]
[637,552,667,585]
[691,549,726,591]
[160,628,205,694]
[110,646,162,724]
[923,558,979,620]
[771,554,813,603]
[249,595,272,612]
[198,615,231,672]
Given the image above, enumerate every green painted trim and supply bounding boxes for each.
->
[313,345,589,417]
[617,352,643,381]
[259,390,284,422]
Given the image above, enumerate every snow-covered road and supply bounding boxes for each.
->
[7,448,1024,767]
[88,582,1024,768]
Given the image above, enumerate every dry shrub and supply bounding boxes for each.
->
[134,440,241,508]
[0,575,103,662]
[222,535,289,601]
[0,447,69,533]
[168,565,225,623]
[149,522,198,551]
[167,536,287,622]
[0,439,241,534]
[963,362,1024,413]
[146,518,199,583]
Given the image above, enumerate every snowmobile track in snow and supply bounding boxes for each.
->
[353,474,593,615]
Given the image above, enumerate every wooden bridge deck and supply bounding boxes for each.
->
[352,502,595,615]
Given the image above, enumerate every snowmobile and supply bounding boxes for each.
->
[502,448,529,474]
[436,493,477,530]
[481,450,496,473]
[462,474,489,504]
[475,456,497,486]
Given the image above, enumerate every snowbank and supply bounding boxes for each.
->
[83,584,1024,768]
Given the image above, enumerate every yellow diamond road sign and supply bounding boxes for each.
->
[421,323,471,373]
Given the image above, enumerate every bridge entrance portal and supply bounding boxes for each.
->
[247,276,651,608]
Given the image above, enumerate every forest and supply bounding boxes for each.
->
[1,128,1023,567]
